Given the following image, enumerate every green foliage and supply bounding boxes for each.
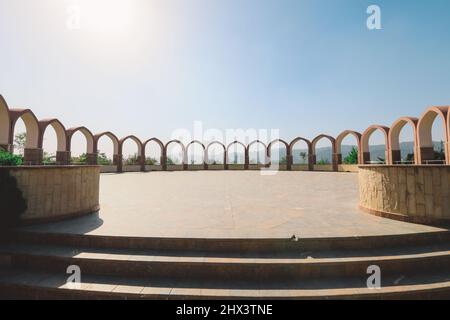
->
[124,153,139,165]
[0,170,27,229]
[434,141,445,161]
[14,132,26,155]
[42,152,56,165]
[343,147,358,164]
[145,157,159,165]
[279,156,288,165]
[299,152,307,164]
[317,158,330,165]
[166,157,175,165]
[97,153,112,165]
[0,150,23,166]
[71,153,88,164]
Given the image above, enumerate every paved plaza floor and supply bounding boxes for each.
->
[22,171,444,238]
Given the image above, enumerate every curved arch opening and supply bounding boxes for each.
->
[312,136,333,166]
[391,121,416,164]
[121,138,141,168]
[227,142,245,165]
[291,139,310,169]
[70,131,88,164]
[366,129,387,164]
[248,141,267,165]
[418,109,448,164]
[97,135,117,165]
[206,142,226,165]
[144,139,163,168]
[339,134,359,165]
[268,141,288,166]
[187,142,205,165]
[12,118,27,157]
[165,141,185,165]
[42,125,58,164]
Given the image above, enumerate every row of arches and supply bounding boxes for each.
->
[0,95,449,169]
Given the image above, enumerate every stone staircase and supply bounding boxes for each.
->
[0,230,450,299]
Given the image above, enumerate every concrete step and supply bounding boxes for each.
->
[0,267,449,300]
[8,230,450,253]
[1,243,450,281]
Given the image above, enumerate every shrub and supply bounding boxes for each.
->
[0,170,27,229]
[0,150,23,166]
[343,147,358,164]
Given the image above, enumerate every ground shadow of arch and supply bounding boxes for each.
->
[0,170,27,230]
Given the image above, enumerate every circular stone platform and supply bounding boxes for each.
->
[19,171,446,239]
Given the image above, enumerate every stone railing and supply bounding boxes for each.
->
[0,165,100,224]
[359,165,450,226]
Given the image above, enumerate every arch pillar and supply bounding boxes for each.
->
[23,148,43,165]
[308,154,315,171]
[286,153,293,171]
[390,150,402,165]
[334,153,343,165]
[224,151,228,170]
[56,151,71,165]
[331,153,339,171]
[244,148,249,170]
[86,153,98,165]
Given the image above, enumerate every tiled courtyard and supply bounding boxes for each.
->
[21,171,444,238]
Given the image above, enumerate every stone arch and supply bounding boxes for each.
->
[206,141,226,166]
[186,140,207,167]
[9,109,41,164]
[143,137,164,166]
[39,119,68,164]
[66,126,95,164]
[164,140,186,167]
[289,137,312,170]
[361,125,390,164]
[247,140,268,166]
[119,135,144,167]
[226,141,247,167]
[388,117,419,165]
[417,106,449,164]
[267,139,289,168]
[335,130,362,165]
[311,134,337,170]
[94,132,120,165]
[0,95,11,150]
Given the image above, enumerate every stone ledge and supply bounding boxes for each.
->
[359,165,450,226]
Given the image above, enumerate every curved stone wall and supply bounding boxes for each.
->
[0,166,100,224]
[0,94,449,170]
[359,165,450,226]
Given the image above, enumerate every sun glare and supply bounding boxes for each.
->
[77,0,135,33]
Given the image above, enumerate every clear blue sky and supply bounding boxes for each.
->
[1,0,450,156]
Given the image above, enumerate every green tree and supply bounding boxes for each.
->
[299,152,307,164]
[0,150,23,166]
[145,157,159,165]
[166,157,175,165]
[42,152,56,165]
[343,147,358,164]
[434,141,445,161]
[317,158,330,165]
[14,132,26,155]
[71,153,88,164]
[97,153,112,165]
